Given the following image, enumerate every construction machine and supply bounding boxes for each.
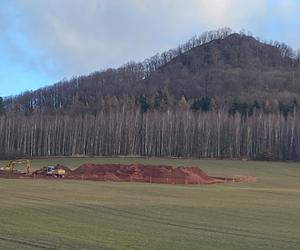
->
[0,159,31,174]
[45,166,65,178]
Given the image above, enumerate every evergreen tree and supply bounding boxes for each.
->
[191,97,211,112]
[0,97,5,115]
[139,96,150,113]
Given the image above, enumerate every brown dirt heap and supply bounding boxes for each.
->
[69,164,219,184]
[0,163,256,184]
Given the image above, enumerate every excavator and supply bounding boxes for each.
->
[0,159,31,174]
[32,165,66,178]
[45,166,65,178]
[0,160,66,178]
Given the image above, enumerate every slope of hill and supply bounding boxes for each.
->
[151,33,300,102]
[3,29,300,115]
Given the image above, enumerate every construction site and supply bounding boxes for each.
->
[0,159,256,184]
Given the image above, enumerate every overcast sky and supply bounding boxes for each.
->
[1,0,300,96]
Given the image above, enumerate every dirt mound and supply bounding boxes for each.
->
[1,163,256,184]
[70,164,219,184]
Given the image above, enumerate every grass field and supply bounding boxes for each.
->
[0,157,300,250]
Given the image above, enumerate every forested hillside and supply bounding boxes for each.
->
[4,28,300,115]
[1,28,300,160]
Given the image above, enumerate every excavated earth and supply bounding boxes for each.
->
[0,164,256,185]
[68,164,220,184]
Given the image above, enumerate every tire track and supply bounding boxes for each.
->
[0,235,61,250]
[81,204,300,246]
[0,234,107,250]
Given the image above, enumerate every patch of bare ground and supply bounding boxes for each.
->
[1,164,256,184]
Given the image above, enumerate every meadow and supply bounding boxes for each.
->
[0,157,299,250]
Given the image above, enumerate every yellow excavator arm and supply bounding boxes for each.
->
[6,159,31,174]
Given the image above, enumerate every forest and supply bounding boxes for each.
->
[0,109,299,160]
[1,28,300,160]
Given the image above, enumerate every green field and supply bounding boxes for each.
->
[0,157,300,250]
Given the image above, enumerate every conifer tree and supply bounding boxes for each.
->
[0,97,5,115]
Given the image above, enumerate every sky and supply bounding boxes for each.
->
[1,0,300,97]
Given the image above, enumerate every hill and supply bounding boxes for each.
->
[3,28,300,115]
[2,28,300,160]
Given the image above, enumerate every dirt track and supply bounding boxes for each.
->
[0,164,256,185]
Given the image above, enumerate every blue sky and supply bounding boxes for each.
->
[1,0,300,97]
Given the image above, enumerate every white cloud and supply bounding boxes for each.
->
[193,0,267,27]
[127,0,268,28]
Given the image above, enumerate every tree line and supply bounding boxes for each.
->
[2,92,299,118]
[1,109,299,160]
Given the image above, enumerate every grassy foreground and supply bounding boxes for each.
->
[0,157,300,250]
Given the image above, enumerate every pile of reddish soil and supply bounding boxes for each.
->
[67,164,219,184]
[0,163,256,185]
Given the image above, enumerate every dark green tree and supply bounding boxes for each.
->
[153,90,169,110]
[191,97,211,112]
[0,97,5,115]
[229,100,239,115]
[139,96,150,113]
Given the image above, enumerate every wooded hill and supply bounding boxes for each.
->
[1,28,300,160]
[3,28,300,116]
